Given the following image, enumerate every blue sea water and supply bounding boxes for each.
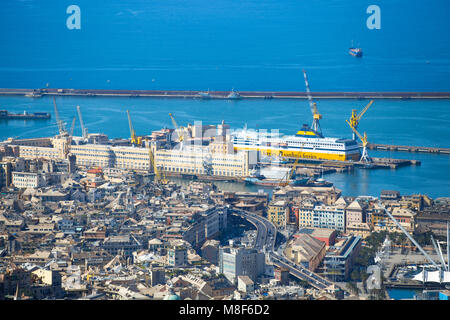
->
[0,96,449,198]
[0,1,449,198]
[0,0,449,91]
[386,288,420,300]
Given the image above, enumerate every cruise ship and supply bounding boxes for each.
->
[231,124,361,161]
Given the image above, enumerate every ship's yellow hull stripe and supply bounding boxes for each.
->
[296,130,317,136]
[234,146,360,161]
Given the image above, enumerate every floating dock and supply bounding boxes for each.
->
[1,88,450,99]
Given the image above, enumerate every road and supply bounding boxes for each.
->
[234,209,341,292]
[234,210,276,252]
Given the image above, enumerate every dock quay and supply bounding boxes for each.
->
[1,88,450,99]
[384,282,446,291]
[164,171,244,183]
[369,157,421,169]
[272,156,420,171]
[267,161,354,176]
[367,143,450,155]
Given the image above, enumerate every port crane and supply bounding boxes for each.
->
[76,105,88,140]
[348,100,374,141]
[53,97,67,136]
[346,119,371,163]
[279,143,305,186]
[169,113,185,149]
[127,110,142,146]
[145,138,168,185]
[64,117,76,158]
[278,158,300,187]
[302,70,323,137]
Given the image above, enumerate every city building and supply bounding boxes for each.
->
[201,240,220,265]
[297,228,337,246]
[237,275,254,294]
[345,199,365,228]
[167,245,188,267]
[415,203,450,236]
[10,135,251,178]
[267,200,288,229]
[12,172,48,188]
[274,267,290,286]
[312,204,346,232]
[380,190,400,201]
[284,234,326,272]
[322,235,362,282]
[149,266,166,286]
[101,234,143,258]
[297,197,316,229]
[219,244,266,283]
[0,161,12,188]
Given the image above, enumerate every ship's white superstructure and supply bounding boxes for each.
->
[230,125,360,161]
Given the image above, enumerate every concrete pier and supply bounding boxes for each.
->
[1,88,450,99]
[367,143,450,155]
[277,156,420,171]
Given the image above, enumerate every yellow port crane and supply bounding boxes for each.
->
[346,119,371,163]
[348,100,374,141]
[127,110,142,146]
[169,113,185,148]
[279,143,305,186]
[145,138,168,185]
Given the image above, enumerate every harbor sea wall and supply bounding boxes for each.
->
[1,88,450,99]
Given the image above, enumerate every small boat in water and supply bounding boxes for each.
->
[246,165,311,187]
[349,47,363,57]
[305,177,333,187]
[197,90,212,99]
[25,91,42,98]
[349,41,363,57]
[227,89,241,100]
[245,176,309,187]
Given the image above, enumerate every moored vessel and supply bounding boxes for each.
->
[231,124,361,161]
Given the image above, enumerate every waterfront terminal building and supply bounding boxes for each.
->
[3,134,252,178]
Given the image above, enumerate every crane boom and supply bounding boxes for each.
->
[303,69,314,115]
[53,97,66,135]
[279,142,305,185]
[169,113,184,142]
[69,116,76,137]
[349,100,374,140]
[357,100,374,120]
[76,105,87,139]
[346,119,371,163]
[127,110,140,145]
[64,116,76,157]
[147,139,167,185]
[346,120,366,145]
[302,70,323,137]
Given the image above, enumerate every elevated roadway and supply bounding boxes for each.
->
[234,209,344,293]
